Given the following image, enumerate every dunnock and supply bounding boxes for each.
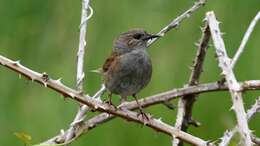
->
[101,28,159,118]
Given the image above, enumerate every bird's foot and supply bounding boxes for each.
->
[105,100,117,110]
[137,110,150,123]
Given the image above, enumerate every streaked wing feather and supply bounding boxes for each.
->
[102,52,120,73]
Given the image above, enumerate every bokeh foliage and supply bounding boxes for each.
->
[0,0,259,145]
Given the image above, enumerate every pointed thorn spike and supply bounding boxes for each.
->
[230,105,235,111]
[43,82,47,87]
[68,92,75,98]
[55,78,63,84]
[13,60,21,66]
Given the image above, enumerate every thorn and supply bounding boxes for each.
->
[71,117,85,126]
[202,17,207,22]
[155,117,162,123]
[55,78,63,84]
[230,105,235,111]
[60,129,65,136]
[199,26,204,31]
[220,32,226,36]
[194,42,200,47]
[206,139,217,145]
[18,74,22,79]
[31,77,35,82]
[68,92,76,98]
[13,60,21,66]
[188,118,201,127]
[249,129,255,134]
[158,33,165,37]
[43,82,48,87]
[220,70,227,76]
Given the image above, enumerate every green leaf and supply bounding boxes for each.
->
[14,132,32,145]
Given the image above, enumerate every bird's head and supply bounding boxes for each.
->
[113,28,160,54]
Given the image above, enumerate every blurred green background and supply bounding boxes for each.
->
[0,0,259,145]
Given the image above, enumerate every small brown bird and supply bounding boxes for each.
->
[101,28,159,118]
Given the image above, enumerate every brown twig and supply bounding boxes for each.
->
[54,0,208,144]
[0,55,210,146]
[173,22,211,146]
[147,0,207,46]
[42,80,260,145]
[2,55,260,145]
[206,11,253,146]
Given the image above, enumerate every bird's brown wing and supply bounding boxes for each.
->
[102,52,120,73]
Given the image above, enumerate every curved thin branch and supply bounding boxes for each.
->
[147,0,206,46]
[231,11,260,68]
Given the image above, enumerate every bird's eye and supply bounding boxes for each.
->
[133,33,143,40]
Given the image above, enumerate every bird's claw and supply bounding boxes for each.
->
[137,111,150,123]
[105,100,117,109]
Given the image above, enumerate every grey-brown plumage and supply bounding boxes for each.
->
[101,29,159,117]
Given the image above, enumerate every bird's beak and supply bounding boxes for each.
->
[142,34,161,41]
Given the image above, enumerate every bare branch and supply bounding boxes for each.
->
[0,55,210,146]
[147,0,207,46]
[2,54,260,145]
[219,97,260,146]
[206,11,253,146]
[231,11,260,68]
[173,22,210,146]
[64,0,91,143]
[252,136,260,145]
[42,79,260,145]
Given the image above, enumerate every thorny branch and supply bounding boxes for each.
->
[42,80,260,145]
[173,22,211,146]
[64,0,91,144]
[0,55,211,146]
[147,0,206,46]
[44,0,208,144]
[231,11,260,69]
[219,97,260,146]
[207,11,253,146]
[0,0,259,144]
[1,54,260,145]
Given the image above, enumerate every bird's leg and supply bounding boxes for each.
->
[108,92,113,105]
[105,92,116,109]
[133,94,149,121]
